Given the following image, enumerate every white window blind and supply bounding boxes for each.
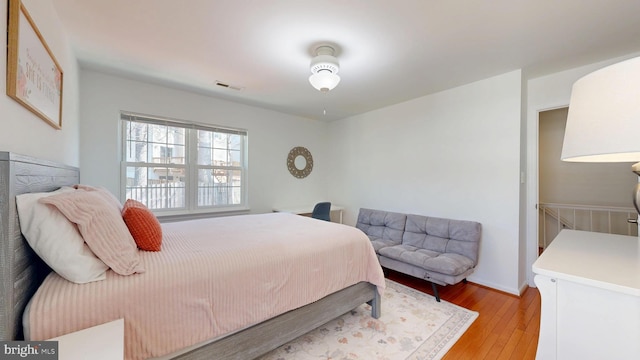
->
[121,112,248,214]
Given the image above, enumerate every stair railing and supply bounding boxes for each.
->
[539,202,637,250]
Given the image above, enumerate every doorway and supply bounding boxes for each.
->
[537,108,637,252]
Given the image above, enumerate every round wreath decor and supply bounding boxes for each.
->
[287,146,313,178]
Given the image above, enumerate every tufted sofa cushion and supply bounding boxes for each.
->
[379,214,481,278]
[378,245,475,275]
[402,214,481,264]
[355,208,407,252]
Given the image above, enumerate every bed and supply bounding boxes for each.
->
[0,152,385,360]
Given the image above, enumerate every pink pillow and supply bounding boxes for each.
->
[122,199,162,251]
[74,184,123,210]
[40,189,144,276]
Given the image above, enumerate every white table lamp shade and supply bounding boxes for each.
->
[561,56,640,162]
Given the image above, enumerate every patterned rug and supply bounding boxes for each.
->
[258,279,478,360]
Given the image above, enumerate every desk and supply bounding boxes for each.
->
[273,205,344,223]
[532,230,640,360]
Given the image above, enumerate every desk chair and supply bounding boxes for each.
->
[311,202,331,221]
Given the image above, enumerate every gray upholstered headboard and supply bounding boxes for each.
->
[0,152,79,340]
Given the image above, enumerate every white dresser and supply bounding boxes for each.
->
[532,230,640,360]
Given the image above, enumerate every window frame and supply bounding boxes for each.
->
[120,111,249,217]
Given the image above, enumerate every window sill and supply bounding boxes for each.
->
[156,207,250,223]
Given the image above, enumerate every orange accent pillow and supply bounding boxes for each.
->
[122,199,163,251]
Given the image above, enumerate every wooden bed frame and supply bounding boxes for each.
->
[0,152,381,360]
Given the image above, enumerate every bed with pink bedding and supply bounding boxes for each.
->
[0,153,384,360]
[24,213,385,359]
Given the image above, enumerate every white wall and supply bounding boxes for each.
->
[539,108,636,207]
[0,0,80,165]
[328,70,523,294]
[525,51,640,285]
[79,70,330,214]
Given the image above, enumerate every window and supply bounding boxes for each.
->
[121,112,247,214]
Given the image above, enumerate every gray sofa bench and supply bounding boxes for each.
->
[356,208,481,302]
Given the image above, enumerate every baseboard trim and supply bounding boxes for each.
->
[467,276,520,297]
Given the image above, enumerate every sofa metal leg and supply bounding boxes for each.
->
[431,282,441,302]
[463,278,468,284]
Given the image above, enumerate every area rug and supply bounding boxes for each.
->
[258,279,478,360]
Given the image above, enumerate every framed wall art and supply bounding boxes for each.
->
[7,0,64,129]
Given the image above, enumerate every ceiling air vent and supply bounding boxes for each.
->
[215,81,243,91]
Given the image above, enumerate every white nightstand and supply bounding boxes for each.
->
[49,319,124,360]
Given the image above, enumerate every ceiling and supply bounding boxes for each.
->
[51,0,640,122]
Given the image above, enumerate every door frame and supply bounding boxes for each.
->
[526,105,568,287]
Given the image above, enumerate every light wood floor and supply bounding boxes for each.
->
[385,269,541,360]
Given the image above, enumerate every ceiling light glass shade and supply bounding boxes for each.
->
[561,56,640,162]
[309,72,341,92]
[309,45,340,92]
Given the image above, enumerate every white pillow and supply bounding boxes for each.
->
[16,187,108,283]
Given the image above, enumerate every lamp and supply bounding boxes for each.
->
[309,45,340,92]
[561,56,640,214]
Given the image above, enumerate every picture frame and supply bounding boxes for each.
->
[6,0,64,129]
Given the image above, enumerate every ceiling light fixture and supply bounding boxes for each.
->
[309,45,340,93]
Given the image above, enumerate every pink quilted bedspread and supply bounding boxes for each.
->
[26,213,385,360]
